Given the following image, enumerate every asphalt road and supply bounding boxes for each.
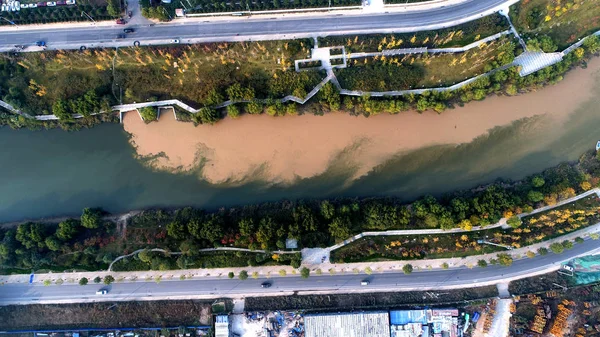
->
[0,0,510,50]
[1,239,598,306]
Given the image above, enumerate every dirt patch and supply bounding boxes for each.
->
[245,286,499,312]
[0,300,213,330]
[122,58,600,185]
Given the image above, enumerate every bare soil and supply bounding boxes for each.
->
[0,300,214,331]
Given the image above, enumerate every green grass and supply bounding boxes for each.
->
[335,37,517,91]
[319,14,510,52]
[510,0,600,49]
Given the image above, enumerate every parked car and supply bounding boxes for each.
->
[37,2,47,7]
[116,18,126,24]
[46,1,57,6]
[57,0,67,5]
[171,39,180,44]
[260,281,272,288]
[95,289,108,295]
[28,3,37,8]
[562,264,574,272]
[20,4,27,8]
[123,28,134,33]
[66,0,76,4]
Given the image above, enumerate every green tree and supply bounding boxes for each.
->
[138,249,153,263]
[239,270,248,280]
[93,276,102,283]
[402,264,413,274]
[81,208,101,229]
[56,219,78,241]
[497,253,513,266]
[320,200,335,220]
[167,220,186,240]
[104,275,115,285]
[228,271,234,279]
[226,104,240,119]
[537,247,548,255]
[45,236,61,251]
[245,101,263,114]
[52,99,72,121]
[562,240,574,250]
[106,0,120,17]
[79,277,88,286]
[477,260,488,268]
[550,242,564,254]
[506,216,522,228]
[441,262,449,269]
[194,107,219,125]
[300,267,310,278]
[531,175,545,188]
[527,190,544,203]
[328,217,351,241]
[139,107,157,122]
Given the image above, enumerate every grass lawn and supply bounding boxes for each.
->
[335,37,517,91]
[319,14,510,52]
[510,0,600,49]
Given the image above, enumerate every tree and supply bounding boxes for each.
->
[226,105,240,119]
[527,190,544,203]
[45,236,61,251]
[138,249,153,263]
[245,101,263,114]
[139,107,157,122]
[56,219,78,241]
[300,267,310,278]
[537,247,548,255]
[81,208,101,229]
[441,262,449,269]
[477,260,488,268]
[320,200,335,220]
[497,253,513,266]
[228,272,234,279]
[291,255,302,269]
[167,220,186,240]
[79,277,88,286]
[239,270,248,280]
[106,0,120,17]
[328,217,351,241]
[506,216,522,228]
[458,219,473,231]
[104,275,115,285]
[562,240,574,250]
[194,107,219,125]
[402,264,413,274]
[575,237,584,244]
[52,99,72,121]
[531,176,545,188]
[93,276,102,283]
[550,242,564,254]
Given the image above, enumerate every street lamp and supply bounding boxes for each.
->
[0,16,18,27]
[81,11,96,24]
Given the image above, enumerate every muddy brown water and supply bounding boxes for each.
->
[0,59,599,222]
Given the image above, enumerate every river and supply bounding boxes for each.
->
[1,59,599,222]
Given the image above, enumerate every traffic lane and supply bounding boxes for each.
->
[0,0,509,47]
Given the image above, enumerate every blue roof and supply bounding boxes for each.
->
[390,310,427,325]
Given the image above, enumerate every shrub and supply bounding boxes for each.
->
[93,276,102,284]
[81,208,101,229]
[550,242,564,254]
[279,269,287,276]
[537,247,548,255]
[562,240,574,250]
[575,237,584,244]
[402,264,413,274]
[364,267,373,275]
[441,262,449,269]
[477,260,488,268]
[300,267,310,278]
[506,216,522,228]
[228,272,235,279]
[497,253,513,266]
[79,277,88,286]
[43,279,51,286]
[104,275,115,285]
[526,251,536,258]
[139,107,158,122]
[239,270,248,280]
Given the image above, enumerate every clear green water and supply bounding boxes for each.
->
[1,71,599,222]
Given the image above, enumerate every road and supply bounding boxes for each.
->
[1,238,598,306]
[0,0,512,51]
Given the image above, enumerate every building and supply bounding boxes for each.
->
[389,309,459,337]
[215,315,229,337]
[305,312,391,337]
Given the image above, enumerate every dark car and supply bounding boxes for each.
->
[117,34,126,39]
[260,281,272,288]
[123,28,135,33]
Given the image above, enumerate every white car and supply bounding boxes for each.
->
[562,264,574,272]
[95,289,108,295]
[46,1,56,6]
[171,39,180,44]
[66,0,75,3]
[28,3,37,7]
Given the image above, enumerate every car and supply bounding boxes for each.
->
[360,280,370,286]
[562,264,574,272]
[46,1,56,6]
[260,281,272,288]
[123,28,134,33]
[57,0,66,4]
[35,41,46,47]
[171,39,180,44]
[28,3,37,8]
[66,0,75,4]
[116,18,126,24]
[95,289,108,295]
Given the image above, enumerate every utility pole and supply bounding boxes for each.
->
[81,11,96,24]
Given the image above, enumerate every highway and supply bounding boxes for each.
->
[0,0,512,51]
[0,238,598,306]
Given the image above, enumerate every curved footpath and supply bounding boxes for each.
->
[0,0,517,52]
